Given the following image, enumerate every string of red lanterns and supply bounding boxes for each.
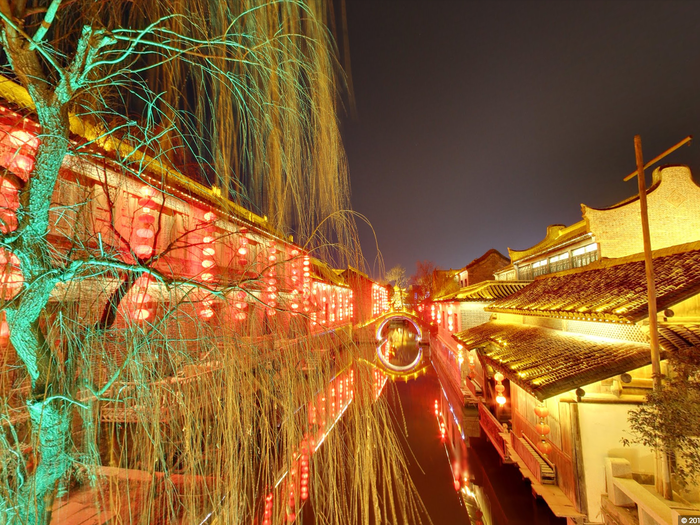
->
[535,404,552,455]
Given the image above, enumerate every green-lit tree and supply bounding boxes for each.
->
[0,2,426,525]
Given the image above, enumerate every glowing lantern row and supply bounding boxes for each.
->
[265,240,277,316]
[289,248,302,316]
[535,404,553,455]
[237,233,249,267]
[300,446,310,501]
[130,274,155,322]
[447,305,454,332]
[494,371,507,406]
[302,255,312,320]
[431,304,436,321]
[133,186,157,259]
[371,283,388,316]
[199,211,216,284]
[233,290,248,321]
[262,493,274,525]
[197,211,217,320]
[268,369,354,525]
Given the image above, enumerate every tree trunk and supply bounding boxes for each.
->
[3,90,73,524]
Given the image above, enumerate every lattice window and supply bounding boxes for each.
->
[566,320,647,343]
[572,244,598,268]
[518,265,533,281]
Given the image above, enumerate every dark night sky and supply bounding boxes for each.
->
[342,0,700,278]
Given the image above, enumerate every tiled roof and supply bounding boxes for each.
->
[462,249,509,271]
[453,321,654,400]
[487,241,700,323]
[311,258,348,287]
[656,323,700,352]
[436,280,530,302]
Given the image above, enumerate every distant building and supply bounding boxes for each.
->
[340,267,389,324]
[456,248,510,288]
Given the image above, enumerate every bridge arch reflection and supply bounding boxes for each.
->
[372,312,429,378]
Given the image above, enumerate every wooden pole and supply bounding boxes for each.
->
[632,135,673,500]
[625,135,692,181]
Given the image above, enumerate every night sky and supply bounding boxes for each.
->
[342,0,700,278]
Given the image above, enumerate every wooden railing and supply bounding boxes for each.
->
[478,402,509,461]
[512,433,556,484]
[513,411,577,504]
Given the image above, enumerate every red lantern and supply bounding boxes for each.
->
[495,384,505,394]
[0,319,10,346]
[536,423,551,436]
[534,405,549,418]
[493,372,504,382]
[537,440,552,455]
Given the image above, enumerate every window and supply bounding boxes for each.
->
[533,259,548,277]
[518,265,533,281]
[548,252,570,273]
[572,243,598,268]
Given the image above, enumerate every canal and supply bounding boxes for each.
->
[301,323,567,524]
[383,323,567,525]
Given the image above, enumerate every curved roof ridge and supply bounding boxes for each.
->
[508,221,587,262]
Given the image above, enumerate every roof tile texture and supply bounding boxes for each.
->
[454,321,653,400]
[487,243,700,323]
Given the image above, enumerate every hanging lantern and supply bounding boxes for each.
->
[132,308,151,321]
[534,405,549,418]
[537,440,553,455]
[535,402,552,455]
[199,308,214,319]
[494,371,507,406]
[0,318,10,347]
[536,423,551,435]
[136,227,154,239]
[134,245,153,257]
[139,186,155,198]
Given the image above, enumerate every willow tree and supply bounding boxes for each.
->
[0,2,409,525]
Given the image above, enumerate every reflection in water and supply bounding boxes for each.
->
[377,320,419,366]
[385,328,566,525]
[386,323,420,367]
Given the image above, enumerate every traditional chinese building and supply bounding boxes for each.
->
[455,241,700,523]
[495,165,700,282]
